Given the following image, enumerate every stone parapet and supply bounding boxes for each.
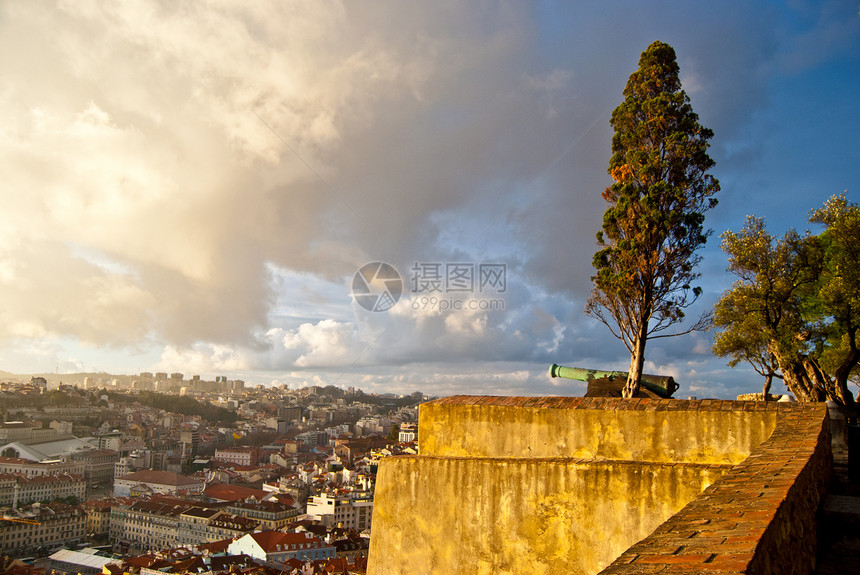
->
[421,396,780,464]
[369,397,831,575]
[599,401,831,575]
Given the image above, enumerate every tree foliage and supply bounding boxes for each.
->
[586,40,719,397]
[713,194,860,407]
[712,218,816,399]
[134,390,239,423]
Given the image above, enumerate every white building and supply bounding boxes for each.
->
[0,472,86,507]
[0,456,85,477]
[398,422,418,443]
[214,447,256,467]
[113,469,204,497]
[49,421,74,435]
[227,531,335,563]
[354,416,391,436]
[109,498,257,551]
[305,492,373,531]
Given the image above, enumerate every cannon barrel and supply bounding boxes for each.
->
[548,363,679,398]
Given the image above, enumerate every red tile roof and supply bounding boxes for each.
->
[247,531,322,553]
[204,482,267,502]
[118,469,201,486]
[0,456,34,464]
[196,538,232,554]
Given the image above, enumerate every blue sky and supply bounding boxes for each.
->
[0,1,857,399]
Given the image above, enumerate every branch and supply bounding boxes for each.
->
[648,311,712,340]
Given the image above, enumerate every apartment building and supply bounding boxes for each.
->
[0,456,85,478]
[70,449,118,489]
[0,473,86,507]
[109,496,259,551]
[213,447,258,467]
[0,502,86,555]
[398,422,418,442]
[226,500,300,530]
[82,499,113,539]
[0,422,56,442]
[305,492,373,531]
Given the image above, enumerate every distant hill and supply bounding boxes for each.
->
[0,370,134,388]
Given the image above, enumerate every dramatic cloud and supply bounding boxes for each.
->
[0,1,857,399]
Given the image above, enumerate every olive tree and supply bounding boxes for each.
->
[713,194,859,407]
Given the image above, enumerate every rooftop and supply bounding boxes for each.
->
[204,482,267,502]
[118,469,201,486]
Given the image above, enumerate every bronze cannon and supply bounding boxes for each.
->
[548,363,679,398]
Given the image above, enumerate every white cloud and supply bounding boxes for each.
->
[282,319,363,367]
[0,1,855,403]
[157,343,255,374]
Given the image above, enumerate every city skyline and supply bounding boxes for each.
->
[0,2,858,399]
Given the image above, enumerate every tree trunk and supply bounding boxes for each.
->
[623,328,648,398]
[833,347,859,409]
[762,373,773,401]
[770,343,856,405]
[778,355,827,402]
[779,360,813,402]
[803,357,838,403]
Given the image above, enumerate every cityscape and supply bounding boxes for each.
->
[0,1,858,574]
[1,373,423,574]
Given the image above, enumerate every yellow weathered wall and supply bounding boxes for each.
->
[368,456,732,575]
[419,401,778,464]
[368,398,798,574]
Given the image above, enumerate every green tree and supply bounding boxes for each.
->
[135,390,238,423]
[713,218,816,400]
[48,389,68,405]
[809,195,860,405]
[586,40,719,397]
[713,194,859,407]
[388,424,400,441]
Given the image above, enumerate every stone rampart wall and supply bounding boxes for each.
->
[420,396,779,464]
[599,401,830,575]
[369,456,732,575]
[369,397,831,575]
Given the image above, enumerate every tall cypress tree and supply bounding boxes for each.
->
[586,41,719,397]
